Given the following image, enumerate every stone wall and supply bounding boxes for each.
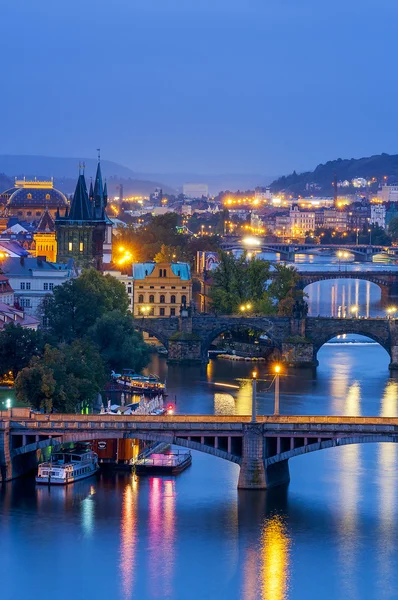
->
[168,338,202,364]
[282,341,317,367]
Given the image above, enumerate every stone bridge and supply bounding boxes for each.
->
[133,315,398,368]
[3,409,398,490]
[220,237,390,262]
[297,269,398,298]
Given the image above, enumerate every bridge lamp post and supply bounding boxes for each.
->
[386,306,397,319]
[350,305,359,319]
[251,371,257,423]
[274,364,281,416]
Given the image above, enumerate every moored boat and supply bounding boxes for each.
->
[36,445,99,485]
[133,450,192,475]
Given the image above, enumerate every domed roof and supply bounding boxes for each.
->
[7,181,67,209]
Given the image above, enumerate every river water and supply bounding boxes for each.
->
[2,266,398,600]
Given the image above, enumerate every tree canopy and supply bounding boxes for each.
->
[209,252,304,316]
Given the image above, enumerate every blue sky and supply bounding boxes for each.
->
[1,0,397,175]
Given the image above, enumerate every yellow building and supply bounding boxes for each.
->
[133,262,192,318]
[33,209,57,262]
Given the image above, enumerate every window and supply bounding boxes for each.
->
[44,283,49,291]
[159,269,163,277]
[139,286,143,289]
[171,286,176,289]
[68,242,72,251]
[149,295,154,303]
[170,308,176,316]
[20,283,25,290]
[182,295,187,304]
[150,286,154,289]
[26,283,31,290]
[18,211,23,216]
[36,212,41,216]
[160,286,165,289]
[160,295,165,304]
[79,242,84,252]
[171,295,176,304]
[138,294,144,303]
[182,286,187,289]
[127,287,132,294]
[149,307,155,316]
[163,269,167,277]
[46,194,50,200]
[27,211,32,216]
[27,193,32,199]
[160,308,165,316]
[21,299,31,308]
[49,283,54,291]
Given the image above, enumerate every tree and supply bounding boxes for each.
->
[15,340,106,413]
[388,217,398,241]
[154,244,180,263]
[0,324,48,379]
[88,310,149,372]
[42,268,129,343]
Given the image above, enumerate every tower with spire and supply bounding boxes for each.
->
[55,160,109,270]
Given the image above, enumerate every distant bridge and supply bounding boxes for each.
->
[132,315,398,368]
[220,237,396,262]
[296,269,398,297]
[4,409,398,489]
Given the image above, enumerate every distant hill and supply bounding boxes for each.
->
[270,153,398,195]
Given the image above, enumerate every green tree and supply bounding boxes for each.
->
[15,340,106,413]
[388,217,398,241]
[154,244,180,263]
[42,268,129,342]
[0,324,48,379]
[88,310,149,372]
[268,264,300,302]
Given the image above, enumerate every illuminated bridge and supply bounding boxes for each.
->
[3,409,398,490]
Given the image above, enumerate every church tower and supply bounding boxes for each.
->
[55,163,107,270]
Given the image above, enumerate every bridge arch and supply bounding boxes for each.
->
[265,435,398,468]
[313,330,391,359]
[59,431,243,464]
[132,322,169,349]
[300,273,388,298]
[200,318,279,361]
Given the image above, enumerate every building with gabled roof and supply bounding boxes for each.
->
[55,162,108,270]
[34,208,57,262]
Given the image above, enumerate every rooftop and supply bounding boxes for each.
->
[132,262,191,281]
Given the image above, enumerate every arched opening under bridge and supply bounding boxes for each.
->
[204,323,277,362]
[303,278,385,318]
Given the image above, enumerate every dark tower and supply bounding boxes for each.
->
[333,172,338,207]
[55,163,107,270]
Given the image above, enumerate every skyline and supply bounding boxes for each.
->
[1,0,398,175]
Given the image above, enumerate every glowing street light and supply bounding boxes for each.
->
[140,305,151,317]
[251,370,257,423]
[386,306,397,319]
[274,364,281,416]
[350,305,359,318]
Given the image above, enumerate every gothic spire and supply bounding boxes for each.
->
[69,173,92,221]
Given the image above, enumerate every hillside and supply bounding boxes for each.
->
[270,153,398,195]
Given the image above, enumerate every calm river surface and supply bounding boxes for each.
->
[2,272,398,600]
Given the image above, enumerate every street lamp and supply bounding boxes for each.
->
[140,305,151,317]
[350,305,359,319]
[386,306,397,319]
[251,371,257,423]
[368,228,372,246]
[274,364,281,416]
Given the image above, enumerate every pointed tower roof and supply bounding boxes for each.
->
[36,208,55,233]
[93,161,104,201]
[69,174,92,221]
[103,180,108,207]
[89,180,94,201]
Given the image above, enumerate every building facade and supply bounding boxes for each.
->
[370,204,386,229]
[33,209,57,262]
[132,262,192,317]
[289,205,315,235]
[55,163,108,270]
[0,256,76,316]
[2,180,68,223]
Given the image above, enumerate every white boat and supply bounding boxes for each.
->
[36,445,99,485]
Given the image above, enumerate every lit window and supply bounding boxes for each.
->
[27,193,32,199]
[79,242,84,252]
[68,242,72,251]
[45,194,50,200]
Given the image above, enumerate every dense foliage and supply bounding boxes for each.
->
[209,252,304,315]
[12,269,149,413]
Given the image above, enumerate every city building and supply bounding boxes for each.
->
[347,206,370,230]
[378,184,398,203]
[33,209,57,262]
[322,209,348,231]
[0,256,76,316]
[0,275,15,305]
[132,262,192,317]
[103,269,134,311]
[370,204,386,229]
[289,205,315,236]
[254,187,271,202]
[2,179,68,223]
[55,163,108,270]
[183,183,209,199]
[0,303,39,330]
